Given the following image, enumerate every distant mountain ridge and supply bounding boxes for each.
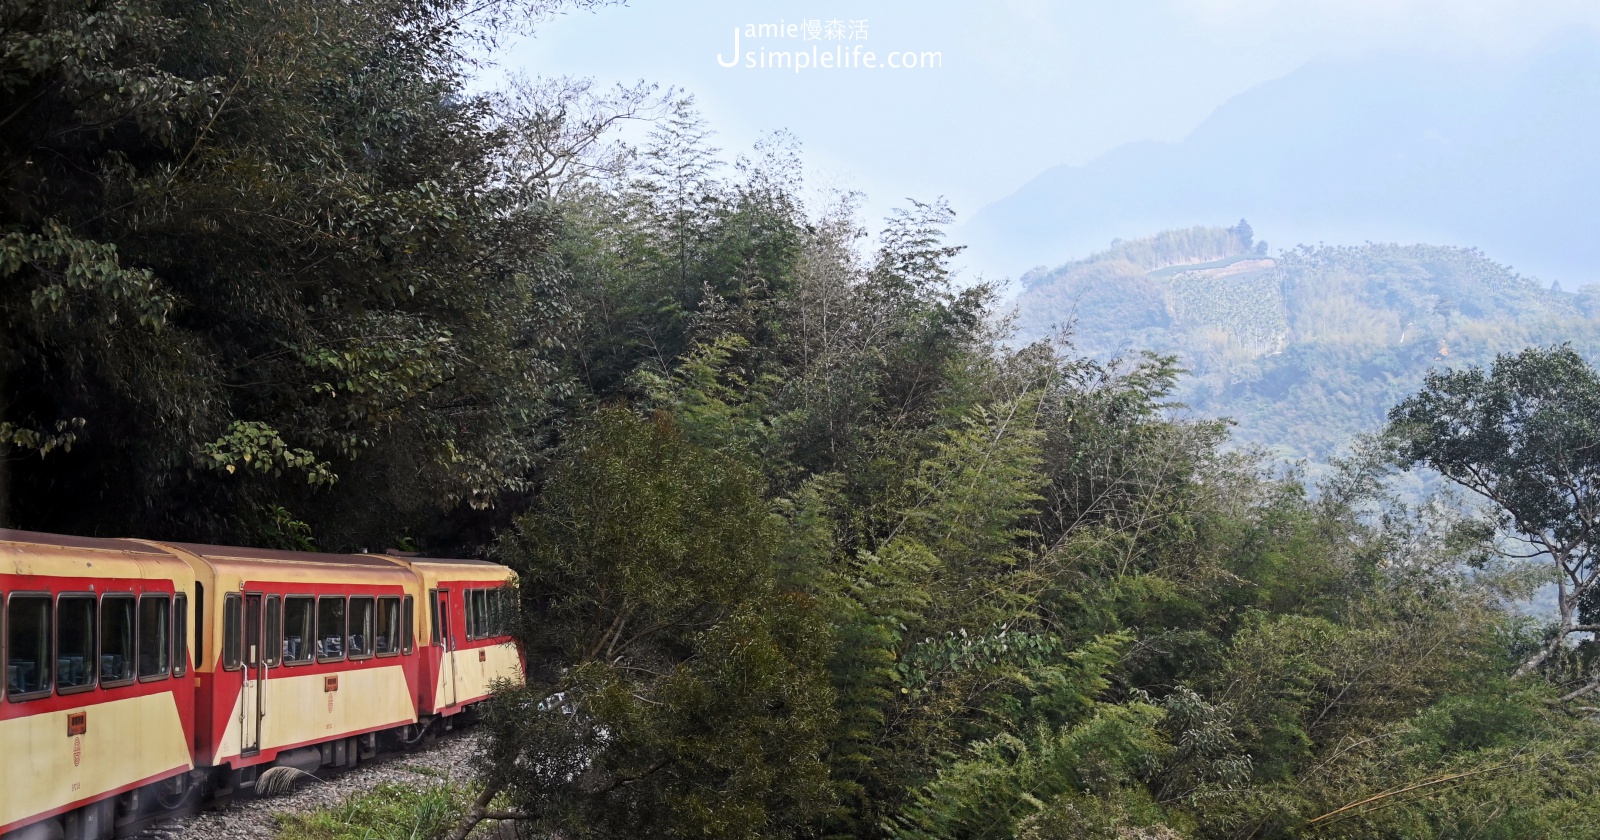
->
[966,36,1600,287]
[1013,227,1600,477]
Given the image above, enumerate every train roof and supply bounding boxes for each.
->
[0,529,169,555]
[136,541,416,589]
[156,541,398,567]
[379,554,501,568]
[375,553,514,586]
[1,529,195,579]
[1,530,510,583]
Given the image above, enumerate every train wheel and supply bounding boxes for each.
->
[155,773,196,811]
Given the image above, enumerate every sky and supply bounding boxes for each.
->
[495,1,1600,271]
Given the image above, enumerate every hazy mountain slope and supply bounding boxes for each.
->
[965,36,1600,287]
[1013,228,1600,475]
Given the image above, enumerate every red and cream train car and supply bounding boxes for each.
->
[0,534,197,840]
[0,530,521,840]
[391,555,521,718]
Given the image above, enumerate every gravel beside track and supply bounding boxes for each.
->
[138,731,482,839]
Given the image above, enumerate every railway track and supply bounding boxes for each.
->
[122,726,481,839]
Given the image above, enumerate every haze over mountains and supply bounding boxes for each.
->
[963,35,1600,287]
[1009,225,1600,483]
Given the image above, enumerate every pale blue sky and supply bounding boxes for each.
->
[496,1,1600,270]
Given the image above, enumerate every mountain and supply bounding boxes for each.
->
[963,36,1600,288]
[1012,227,1600,479]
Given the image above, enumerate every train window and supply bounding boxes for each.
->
[174,594,189,677]
[264,595,281,667]
[222,594,241,670]
[437,591,452,647]
[100,594,136,686]
[244,594,261,669]
[429,591,441,646]
[348,596,374,659]
[462,590,474,641]
[195,583,205,665]
[469,589,489,639]
[283,596,314,664]
[316,596,346,662]
[6,594,52,699]
[401,596,415,654]
[490,589,509,637]
[56,595,97,693]
[139,595,171,680]
[375,597,400,656]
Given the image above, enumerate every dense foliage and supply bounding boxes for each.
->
[6,3,1600,839]
[0,0,585,547]
[1389,346,1600,680]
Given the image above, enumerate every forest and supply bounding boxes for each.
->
[1014,227,1600,483]
[5,1,1600,838]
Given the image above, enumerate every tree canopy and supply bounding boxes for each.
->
[1388,345,1600,678]
[1,0,575,547]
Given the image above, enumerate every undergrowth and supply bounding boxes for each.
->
[273,781,470,840]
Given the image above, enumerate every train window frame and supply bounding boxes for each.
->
[264,595,281,667]
[429,590,441,646]
[5,591,53,702]
[194,583,205,666]
[401,595,415,655]
[347,595,375,660]
[174,593,189,677]
[55,592,98,695]
[316,595,347,663]
[462,589,475,641]
[222,593,242,671]
[282,595,316,666]
[477,589,492,640]
[138,593,172,682]
[489,588,508,638]
[243,593,262,670]
[375,596,401,658]
[99,593,137,688]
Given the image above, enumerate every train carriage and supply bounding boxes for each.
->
[0,531,524,840]
[0,531,197,840]
[139,542,428,779]
[376,555,521,719]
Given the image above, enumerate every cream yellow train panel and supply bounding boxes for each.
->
[211,665,416,763]
[0,694,190,829]
[447,643,523,705]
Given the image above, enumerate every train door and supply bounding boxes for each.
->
[241,591,265,755]
[434,588,458,708]
[450,589,468,703]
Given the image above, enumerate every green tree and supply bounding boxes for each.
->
[1387,345,1600,679]
[461,408,837,840]
[0,0,580,546]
